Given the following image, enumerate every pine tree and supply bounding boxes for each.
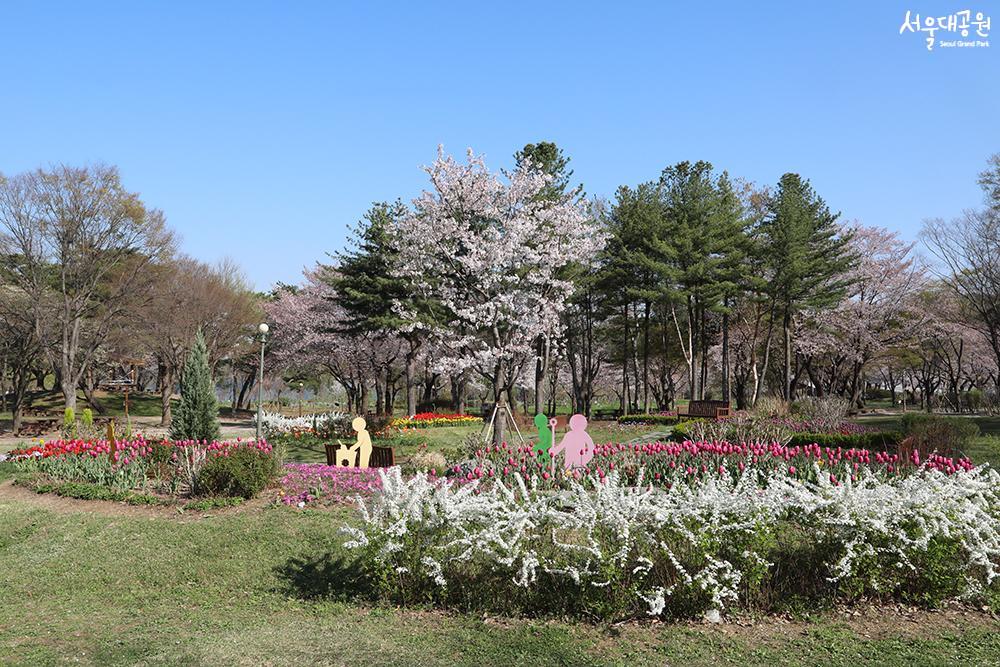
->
[759,173,855,400]
[329,200,441,417]
[169,329,220,442]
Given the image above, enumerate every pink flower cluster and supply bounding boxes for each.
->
[455,438,976,490]
[278,463,383,506]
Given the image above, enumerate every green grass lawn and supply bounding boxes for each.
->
[2,493,999,666]
[0,390,173,423]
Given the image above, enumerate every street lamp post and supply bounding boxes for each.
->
[256,323,269,441]
[298,381,304,417]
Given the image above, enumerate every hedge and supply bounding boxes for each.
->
[617,414,683,426]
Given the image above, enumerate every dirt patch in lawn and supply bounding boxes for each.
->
[0,479,275,520]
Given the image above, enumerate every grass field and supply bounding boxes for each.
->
[2,489,999,666]
[4,407,1000,664]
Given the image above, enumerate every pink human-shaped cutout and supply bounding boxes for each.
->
[549,414,594,470]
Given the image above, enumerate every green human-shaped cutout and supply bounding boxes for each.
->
[532,413,552,464]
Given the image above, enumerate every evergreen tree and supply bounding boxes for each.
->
[514,141,584,414]
[169,329,220,442]
[759,173,854,400]
[330,200,441,416]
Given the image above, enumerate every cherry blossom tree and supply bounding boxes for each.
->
[265,266,401,414]
[394,148,605,444]
[804,224,924,406]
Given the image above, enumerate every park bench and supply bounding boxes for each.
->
[678,400,731,419]
[324,443,395,468]
[591,408,622,421]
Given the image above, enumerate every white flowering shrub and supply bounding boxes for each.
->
[343,465,1000,620]
[254,410,351,438]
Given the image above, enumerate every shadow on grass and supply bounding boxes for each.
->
[274,552,372,602]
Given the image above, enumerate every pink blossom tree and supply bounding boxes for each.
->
[394,148,605,444]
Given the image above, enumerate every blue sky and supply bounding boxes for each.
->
[2,1,997,289]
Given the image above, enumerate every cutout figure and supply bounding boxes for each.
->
[349,416,372,468]
[532,413,553,464]
[333,442,356,467]
[549,414,594,470]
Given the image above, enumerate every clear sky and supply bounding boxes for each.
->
[2,1,997,290]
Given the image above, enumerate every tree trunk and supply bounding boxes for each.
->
[721,303,731,403]
[405,340,419,417]
[492,360,507,446]
[534,336,546,416]
[782,308,793,401]
[621,302,629,413]
[642,301,651,413]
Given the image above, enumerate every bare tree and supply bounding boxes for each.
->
[0,286,44,433]
[922,155,1000,398]
[0,164,175,411]
[140,257,259,425]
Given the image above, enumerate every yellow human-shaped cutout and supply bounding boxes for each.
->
[349,416,372,468]
[334,442,356,467]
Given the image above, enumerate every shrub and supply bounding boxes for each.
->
[344,467,1000,621]
[900,413,980,455]
[753,396,790,418]
[617,414,682,426]
[410,447,448,474]
[62,407,76,438]
[792,396,851,430]
[198,446,279,498]
[670,419,708,441]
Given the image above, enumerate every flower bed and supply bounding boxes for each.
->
[278,463,384,506]
[344,464,1000,622]
[451,439,973,489]
[390,412,482,429]
[8,437,275,498]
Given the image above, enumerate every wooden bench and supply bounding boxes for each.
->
[678,400,731,419]
[591,409,622,421]
[324,444,395,468]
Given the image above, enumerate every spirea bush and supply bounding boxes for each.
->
[343,466,1000,621]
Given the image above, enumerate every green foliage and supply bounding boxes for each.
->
[62,407,75,435]
[514,141,578,201]
[198,448,278,499]
[617,413,682,426]
[182,496,245,512]
[28,479,163,506]
[170,329,221,442]
[81,408,93,429]
[900,413,980,453]
[759,173,855,314]
[670,419,708,440]
[786,432,904,452]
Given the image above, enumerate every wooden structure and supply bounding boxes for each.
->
[325,443,395,468]
[591,409,623,421]
[678,400,732,419]
[99,357,145,422]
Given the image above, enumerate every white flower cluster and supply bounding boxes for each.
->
[343,465,1000,618]
[253,410,349,437]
